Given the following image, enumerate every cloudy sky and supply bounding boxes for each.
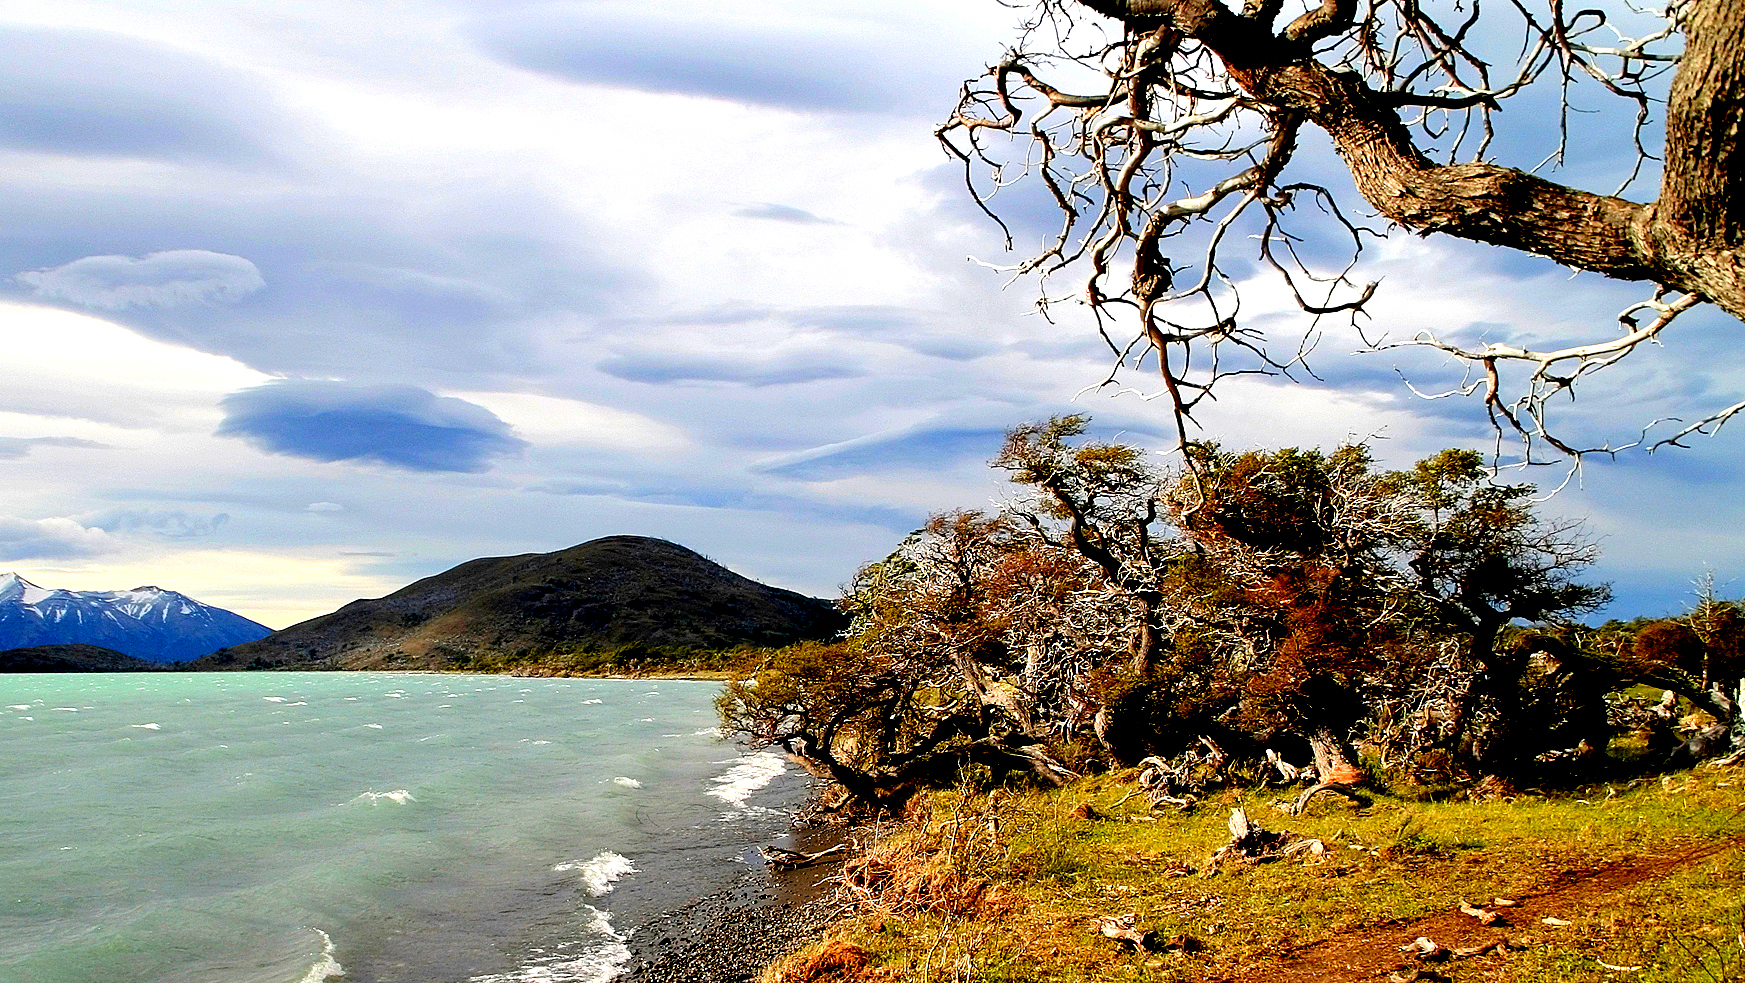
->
[0,0,1737,628]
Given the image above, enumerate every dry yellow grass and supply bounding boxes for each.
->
[761,765,1745,983]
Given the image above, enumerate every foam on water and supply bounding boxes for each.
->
[466,906,630,983]
[706,751,788,808]
[297,929,344,983]
[580,699,603,705]
[553,851,636,896]
[351,789,417,805]
[0,673,804,983]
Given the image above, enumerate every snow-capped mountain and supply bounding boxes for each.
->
[0,573,271,662]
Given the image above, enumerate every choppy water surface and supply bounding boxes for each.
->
[0,673,804,983]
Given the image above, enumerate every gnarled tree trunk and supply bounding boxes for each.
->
[1070,0,1745,320]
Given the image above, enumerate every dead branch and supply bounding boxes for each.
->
[761,843,851,871]
[944,0,1743,462]
[1204,804,1324,871]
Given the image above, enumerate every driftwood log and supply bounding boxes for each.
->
[760,843,849,871]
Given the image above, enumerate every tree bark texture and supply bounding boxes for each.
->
[1071,0,1745,321]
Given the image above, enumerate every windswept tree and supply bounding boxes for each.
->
[1393,449,1612,774]
[719,511,1091,812]
[721,420,1615,812]
[995,415,1177,674]
[942,0,1744,456]
[1163,443,1413,785]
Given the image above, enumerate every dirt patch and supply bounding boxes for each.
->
[1227,834,1745,982]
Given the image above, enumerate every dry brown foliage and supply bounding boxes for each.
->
[1067,802,1100,821]
[759,939,874,983]
[838,841,1018,921]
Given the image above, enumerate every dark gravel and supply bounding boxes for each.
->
[618,826,852,983]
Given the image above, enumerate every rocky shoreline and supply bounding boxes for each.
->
[619,825,851,983]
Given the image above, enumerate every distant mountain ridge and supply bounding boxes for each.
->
[0,573,272,662]
[0,644,160,672]
[196,536,846,671]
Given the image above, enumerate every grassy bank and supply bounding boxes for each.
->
[439,642,767,678]
[769,766,1745,983]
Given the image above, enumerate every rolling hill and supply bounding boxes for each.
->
[0,644,161,672]
[194,536,846,670]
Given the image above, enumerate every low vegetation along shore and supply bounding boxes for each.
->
[701,419,1745,982]
[762,765,1742,983]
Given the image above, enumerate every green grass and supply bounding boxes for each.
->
[439,641,765,678]
[774,767,1745,982]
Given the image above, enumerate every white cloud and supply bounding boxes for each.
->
[0,301,271,430]
[18,249,265,310]
[443,391,692,454]
[0,515,117,560]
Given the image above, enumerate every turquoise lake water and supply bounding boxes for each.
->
[0,673,806,983]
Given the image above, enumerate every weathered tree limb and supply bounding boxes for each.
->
[1205,804,1325,869]
[947,0,1745,455]
[761,843,851,870]
[1289,778,1370,815]
[1070,0,1745,312]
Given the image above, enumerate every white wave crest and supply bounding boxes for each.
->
[611,777,641,789]
[707,751,788,807]
[467,906,630,983]
[692,727,723,738]
[6,704,30,710]
[364,724,383,730]
[351,790,416,805]
[297,928,345,983]
[552,852,636,897]
[263,697,288,703]
[131,723,161,730]
[580,699,603,705]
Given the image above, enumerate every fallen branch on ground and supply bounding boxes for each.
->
[1204,805,1325,871]
[761,843,850,870]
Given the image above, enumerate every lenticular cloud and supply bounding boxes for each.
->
[216,380,527,473]
[18,250,265,310]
